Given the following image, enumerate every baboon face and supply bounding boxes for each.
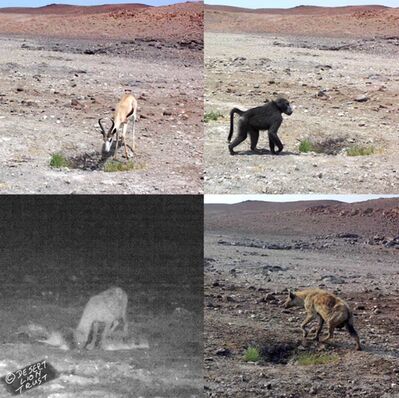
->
[275,97,293,115]
[283,291,298,308]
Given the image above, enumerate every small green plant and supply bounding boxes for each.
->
[244,346,261,362]
[50,153,70,168]
[103,160,143,172]
[204,111,223,123]
[299,139,316,153]
[296,352,339,366]
[346,145,376,156]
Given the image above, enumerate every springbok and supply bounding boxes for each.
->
[98,93,138,159]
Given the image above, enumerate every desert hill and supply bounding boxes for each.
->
[206,4,391,15]
[205,4,399,37]
[0,2,203,41]
[205,198,399,238]
[0,3,150,15]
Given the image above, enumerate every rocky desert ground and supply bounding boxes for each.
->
[0,2,203,193]
[204,198,399,397]
[204,5,399,194]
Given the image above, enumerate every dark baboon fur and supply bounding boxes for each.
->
[228,97,293,155]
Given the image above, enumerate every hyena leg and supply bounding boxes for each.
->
[311,315,324,341]
[301,313,314,338]
[345,320,362,351]
[100,322,112,349]
[122,313,128,336]
[321,322,335,343]
[109,319,120,333]
[86,322,99,350]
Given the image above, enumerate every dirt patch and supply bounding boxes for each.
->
[260,342,298,364]
[62,151,148,172]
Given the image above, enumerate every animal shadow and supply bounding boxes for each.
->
[235,149,298,156]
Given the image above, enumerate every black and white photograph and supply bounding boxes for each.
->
[0,195,203,397]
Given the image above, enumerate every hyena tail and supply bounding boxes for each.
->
[345,313,362,351]
[228,108,244,143]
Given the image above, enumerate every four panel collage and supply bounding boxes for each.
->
[0,0,398,397]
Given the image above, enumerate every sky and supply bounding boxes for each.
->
[204,194,399,204]
[0,0,189,7]
[206,0,399,7]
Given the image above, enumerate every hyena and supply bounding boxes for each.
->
[75,286,128,350]
[283,288,361,351]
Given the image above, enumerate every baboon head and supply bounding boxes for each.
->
[283,290,300,308]
[98,118,116,154]
[274,97,293,116]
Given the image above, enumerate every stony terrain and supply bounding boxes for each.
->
[0,2,203,194]
[204,198,399,397]
[204,5,399,194]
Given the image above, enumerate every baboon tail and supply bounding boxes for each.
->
[228,108,244,142]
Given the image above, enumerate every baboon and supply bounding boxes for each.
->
[228,97,293,155]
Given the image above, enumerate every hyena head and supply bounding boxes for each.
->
[283,290,301,308]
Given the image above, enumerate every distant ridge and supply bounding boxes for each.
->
[205,200,344,215]
[0,3,150,15]
[205,198,399,238]
[206,4,391,15]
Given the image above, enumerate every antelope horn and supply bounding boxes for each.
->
[98,118,107,135]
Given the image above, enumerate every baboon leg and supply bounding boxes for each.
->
[311,315,324,341]
[249,128,260,151]
[228,119,248,155]
[113,130,119,159]
[268,122,283,154]
[301,313,314,338]
[228,130,248,155]
[86,322,99,350]
[346,321,362,351]
[122,123,129,159]
[268,132,283,154]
